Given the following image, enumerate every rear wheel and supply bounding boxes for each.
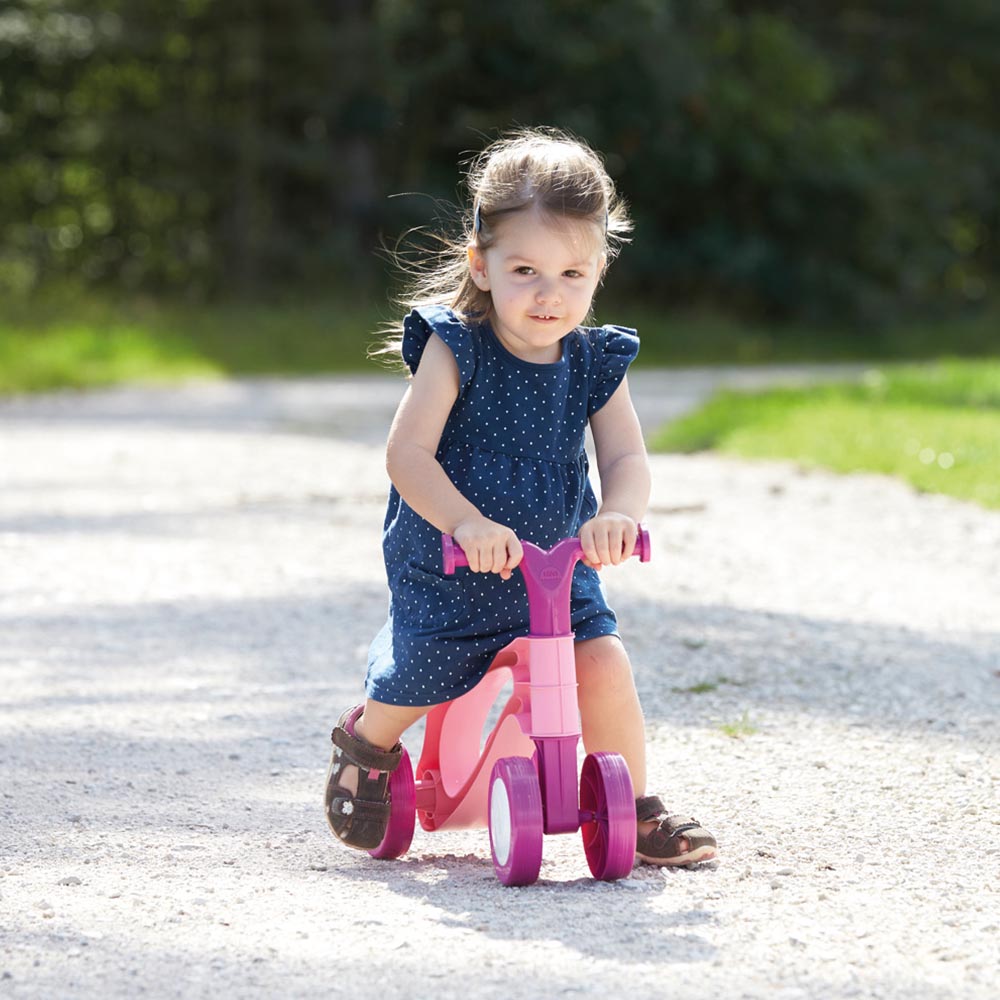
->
[488,757,543,886]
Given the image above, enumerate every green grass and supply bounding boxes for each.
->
[2,289,998,394]
[718,711,759,738]
[672,675,745,694]
[0,293,384,393]
[653,360,1000,509]
[674,680,720,694]
[613,302,1000,366]
[0,323,220,393]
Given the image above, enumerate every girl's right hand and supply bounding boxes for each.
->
[452,516,523,580]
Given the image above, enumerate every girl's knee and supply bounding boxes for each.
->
[575,635,635,690]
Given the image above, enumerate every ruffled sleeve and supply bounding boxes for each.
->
[401,306,478,389]
[587,325,640,416]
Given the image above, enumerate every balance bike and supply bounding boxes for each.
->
[367,527,651,886]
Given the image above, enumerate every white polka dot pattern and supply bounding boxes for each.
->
[366,305,640,707]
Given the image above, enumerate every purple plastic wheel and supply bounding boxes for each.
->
[368,746,415,860]
[488,757,543,887]
[580,752,636,881]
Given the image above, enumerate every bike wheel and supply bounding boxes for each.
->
[368,746,416,860]
[580,752,636,881]
[488,757,543,886]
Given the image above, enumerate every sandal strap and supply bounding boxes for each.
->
[662,818,702,837]
[331,725,402,774]
[635,794,666,823]
[637,796,706,836]
[329,795,391,823]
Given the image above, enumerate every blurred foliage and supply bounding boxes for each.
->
[1,0,999,329]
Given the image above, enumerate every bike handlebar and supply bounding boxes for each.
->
[442,526,651,577]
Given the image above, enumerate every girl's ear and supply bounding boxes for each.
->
[467,245,490,291]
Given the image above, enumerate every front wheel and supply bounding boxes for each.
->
[580,752,636,881]
[368,747,415,860]
[488,757,543,886]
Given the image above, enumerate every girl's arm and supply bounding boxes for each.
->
[582,376,651,569]
[385,333,523,578]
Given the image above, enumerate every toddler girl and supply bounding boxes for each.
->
[325,128,716,867]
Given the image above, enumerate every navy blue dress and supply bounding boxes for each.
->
[366,305,640,707]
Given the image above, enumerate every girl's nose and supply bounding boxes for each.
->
[536,281,560,304]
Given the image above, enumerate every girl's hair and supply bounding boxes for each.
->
[373,127,632,364]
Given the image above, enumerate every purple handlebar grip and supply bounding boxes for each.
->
[635,524,651,562]
[441,526,650,575]
[441,534,469,574]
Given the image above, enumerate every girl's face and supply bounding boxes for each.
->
[468,206,606,364]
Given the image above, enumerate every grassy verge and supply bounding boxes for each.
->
[652,360,1000,509]
[0,293,385,393]
[616,302,1000,366]
[1,290,998,394]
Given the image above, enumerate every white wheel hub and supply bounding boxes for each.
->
[490,778,512,866]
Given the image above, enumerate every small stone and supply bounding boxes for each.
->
[770,879,782,890]
[307,863,327,872]
[776,868,794,876]
[58,876,82,886]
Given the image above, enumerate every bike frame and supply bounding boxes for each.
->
[413,531,650,835]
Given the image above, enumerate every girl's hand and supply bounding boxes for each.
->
[580,512,638,571]
[453,516,524,580]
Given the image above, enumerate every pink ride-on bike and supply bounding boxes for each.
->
[367,527,652,886]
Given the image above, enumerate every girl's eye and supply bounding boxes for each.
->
[514,266,534,275]
[564,270,583,278]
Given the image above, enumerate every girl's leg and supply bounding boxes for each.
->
[334,698,430,799]
[575,635,647,795]
[576,634,717,864]
[356,698,429,750]
[325,698,431,850]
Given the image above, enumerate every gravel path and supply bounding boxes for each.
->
[1,368,997,999]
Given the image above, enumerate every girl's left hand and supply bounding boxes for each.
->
[580,512,638,571]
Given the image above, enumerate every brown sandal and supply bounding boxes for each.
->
[324,705,403,851]
[635,795,717,866]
